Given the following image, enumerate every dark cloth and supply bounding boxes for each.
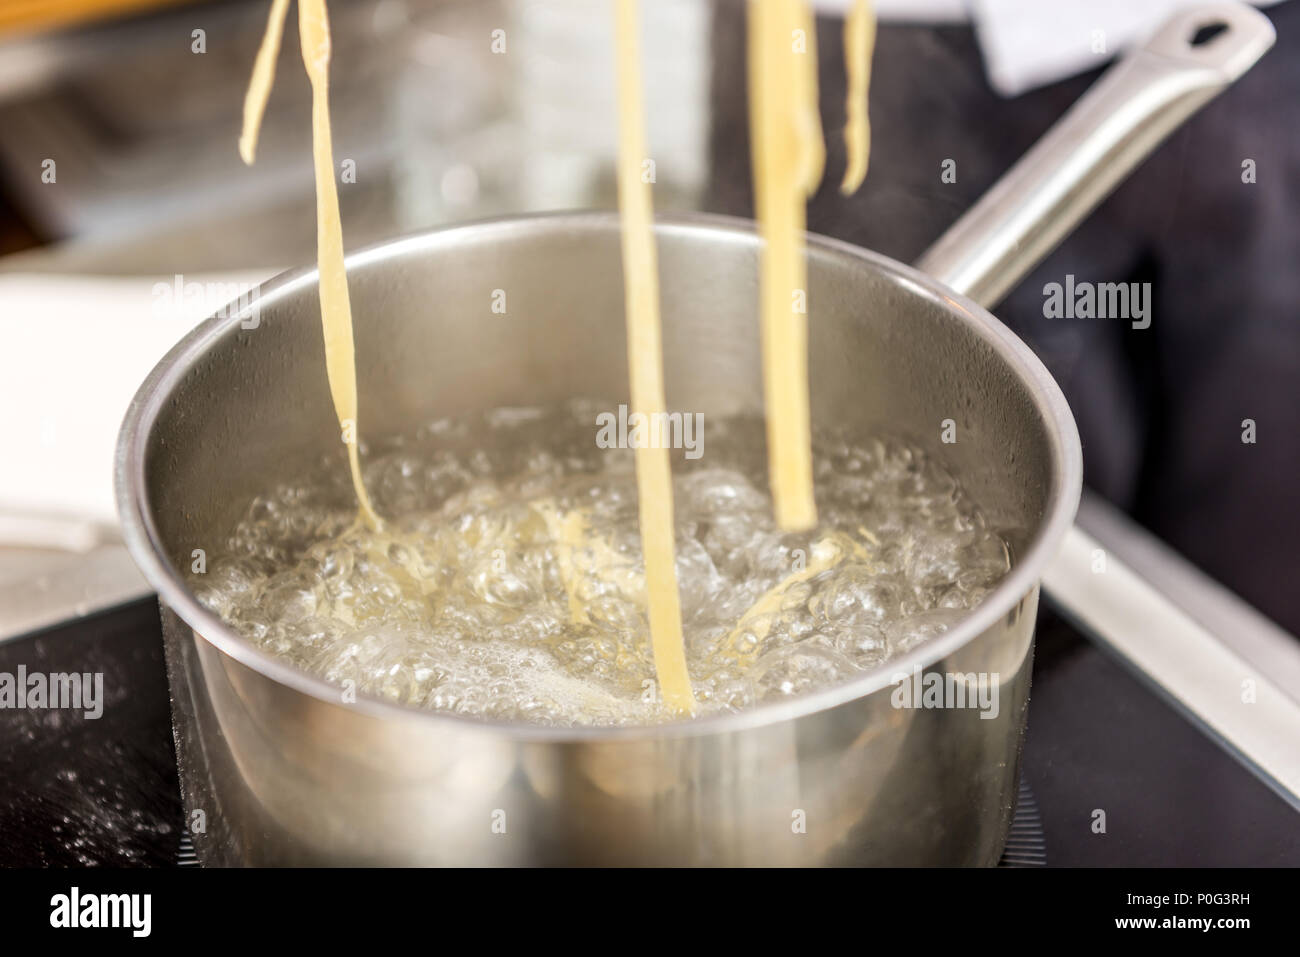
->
[707,5,1300,634]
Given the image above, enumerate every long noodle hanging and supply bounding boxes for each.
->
[236,0,875,717]
[612,0,695,714]
[750,0,875,531]
[241,0,381,531]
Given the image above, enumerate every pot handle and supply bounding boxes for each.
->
[918,4,1300,807]
[1046,493,1300,811]
[914,1,1275,307]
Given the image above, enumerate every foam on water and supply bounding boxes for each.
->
[189,403,1010,725]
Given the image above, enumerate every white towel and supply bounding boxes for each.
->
[973,0,1285,96]
[814,0,1286,96]
[0,271,272,545]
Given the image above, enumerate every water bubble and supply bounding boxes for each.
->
[188,405,1009,726]
[751,644,857,699]
[886,608,967,653]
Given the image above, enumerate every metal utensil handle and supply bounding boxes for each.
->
[1047,495,1300,812]
[916,2,1276,307]
[917,4,1300,806]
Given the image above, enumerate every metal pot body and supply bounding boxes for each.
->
[118,213,1080,865]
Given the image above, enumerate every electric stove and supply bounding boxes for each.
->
[2,597,1296,867]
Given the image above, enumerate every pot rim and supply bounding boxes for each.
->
[114,210,1082,742]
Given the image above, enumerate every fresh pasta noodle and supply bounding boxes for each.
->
[612,0,695,714]
[749,0,875,530]
[232,0,879,721]
[238,0,289,164]
[749,0,819,532]
[241,0,381,530]
[793,0,826,197]
[841,0,875,194]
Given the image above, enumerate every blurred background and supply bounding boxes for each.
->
[0,0,708,265]
[0,0,1297,867]
[0,0,1295,641]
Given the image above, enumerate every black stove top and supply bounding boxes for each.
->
[2,600,1296,867]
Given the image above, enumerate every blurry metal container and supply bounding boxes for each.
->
[115,4,1271,864]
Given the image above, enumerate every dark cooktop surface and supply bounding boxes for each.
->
[1,600,1296,867]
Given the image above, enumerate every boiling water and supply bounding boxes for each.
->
[189,403,1010,726]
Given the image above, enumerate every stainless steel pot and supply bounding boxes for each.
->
[115,4,1273,865]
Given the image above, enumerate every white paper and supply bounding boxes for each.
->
[973,0,1286,97]
[813,0,1286,96]
[0,271,272,539]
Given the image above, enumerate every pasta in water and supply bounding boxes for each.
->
[227,1,891,721]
